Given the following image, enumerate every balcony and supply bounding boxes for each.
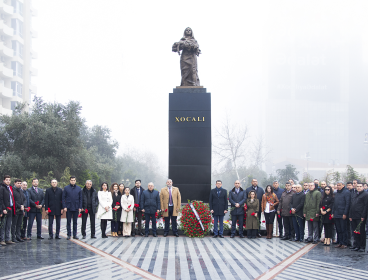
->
[0,82,12,98]
[0,42,13,58]
[0,2,14,15]
[29,84,37,94]
[30,66,38,76]
[31,49,38,59]
[31,28,37,38]
[0,63,13,78]
[0,21,14,37]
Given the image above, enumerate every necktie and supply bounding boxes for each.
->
[35,187,38,193]
[169,188,172,205]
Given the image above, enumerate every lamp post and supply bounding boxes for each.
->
[305,152,311,174]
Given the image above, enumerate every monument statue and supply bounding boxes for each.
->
[172,27,201,86]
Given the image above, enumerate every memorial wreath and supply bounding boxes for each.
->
[179,200,212,238]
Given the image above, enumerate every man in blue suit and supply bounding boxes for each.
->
[209,180,228,238]
[62,176,82,240]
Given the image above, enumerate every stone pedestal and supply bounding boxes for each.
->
[169,87,211,203]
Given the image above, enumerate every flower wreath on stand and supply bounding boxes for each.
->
[179,200,212,238]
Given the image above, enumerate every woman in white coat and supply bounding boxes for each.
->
[97,182,113,238]
[120,187,134,237]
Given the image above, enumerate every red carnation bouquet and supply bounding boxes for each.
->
[126,205,131,223]
[354,221,363,235]
[47,208,51,213]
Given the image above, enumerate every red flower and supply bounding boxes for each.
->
[26,207,30,212]
[7,207,11,211]
[48,208,51,213]
[310,218,313,221]
[278,215,281,218]
[251,212,255,216]
[357,232,361,235]
[322,206,325,210]
[289,210,292,214]
[262,220,265,223]
[165,209,168,212]
[85,209,88,214]
[329,216,332,220]
[134,204,139,208]
[78,213,82,218]
[35,201,39,205]
[116,202,120,205]
[128,205,131,208]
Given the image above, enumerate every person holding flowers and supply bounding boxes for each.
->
[130,180,145,237]
[97,182,113,238]
[349,182,368,252]
[121,187,135,237]
[0,175,15,245]
[303,182,321,244]
[278,182,295,241]
[319,186,334,246]
[246,190,259,239]
[160,179,181,237]
[45,179,63,240]
[20,181,30,240]
[11,179,25,243]
[141,182,160,237]
[261,185,279,239]
[110,183,122,237]
[27,178,45,240]
[81,180,98,239]
[229,180,246,238]
[290,184,306,242]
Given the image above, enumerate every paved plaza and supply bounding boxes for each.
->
[1,220,368,280]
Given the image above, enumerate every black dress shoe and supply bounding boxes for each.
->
[312,241,318,244]
[91,235,96,239]
[358,248,365,252]
[230,234,235,238]
[12,239,19,243]
[48,236,53,240]
[153,233,157,237]
[67,236,71,240]
[353,247,360,251]
[175,233,179,237]
[55,236,61,239]
[16,238,24,242]
[290,238,296,241]
[140,232,144,236]
[131,233,136,237]
[350,246,357,250]
[219,235,224,238]
[279,235,284,238]
[239,235,245,238]
[102,235,108,238]
[145,234,149,237]
[73,236,79,240]
[257,233,262,238]
[37,236,44,239]
[281,237,289,240]
[82,235,86,239]
[213,235,218,238]
[164,233,168,237]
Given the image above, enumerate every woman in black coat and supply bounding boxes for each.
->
[320,186,334,246]
[110,183,122,237]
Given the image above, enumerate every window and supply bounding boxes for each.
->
[11,0,23,16]
[12,41,23,58]
[11,19,23,38]
[11,61,23,77]
[11,81,22,98]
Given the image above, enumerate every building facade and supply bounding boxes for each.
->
[0,0,37,115]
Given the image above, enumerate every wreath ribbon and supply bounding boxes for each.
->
[190,203,204,231]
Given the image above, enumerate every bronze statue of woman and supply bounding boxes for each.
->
[172,27,201,86]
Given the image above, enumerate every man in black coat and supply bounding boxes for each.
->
[349,183,368,252]
[130,179,145,237]
[27,178,45,240]
[45,179,63,239]
[290,184,306,242]
[11,179,25,243]
[81,180,98,239]
[20,181,30,240]
[209,180,228,238]
[273,180,284,238]
[228,180,246,238]
[0,175,15,245]
[245,178,265,237]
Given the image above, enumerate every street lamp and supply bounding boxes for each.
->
[305,152,311,174]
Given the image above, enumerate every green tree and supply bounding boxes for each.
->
[331,171,341,184]
[345,165,359,182]
[276,164,299,185]
[262,174,278,187]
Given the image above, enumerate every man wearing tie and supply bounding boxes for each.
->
[0,175,16,245]
[27,178,45,240]
[209,180,228,238]
[45,179,63,239]
[160,179,182,237]
[130,180,145,236]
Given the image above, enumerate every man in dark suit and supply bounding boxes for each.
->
[130,179,145,237]
[245,178,265,237]
[11,179,25,243]
[81,180,98,239]
[229,180,246,238]
[0,175,15,245]
[20,181,30,240]
[45,179,63,239]
[62,176,82,240]
[27,178,45,240]
[209,180,228,238]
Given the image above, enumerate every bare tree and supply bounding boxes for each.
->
[250,135,270,169]
[213,116,248,180]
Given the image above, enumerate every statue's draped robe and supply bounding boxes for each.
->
[178,37,200,86]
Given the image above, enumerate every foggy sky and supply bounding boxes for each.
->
[32,0,368,174]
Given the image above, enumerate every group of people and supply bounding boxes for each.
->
[2,174,367,253]
[0,176,182,245]
[220,178,368,253]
